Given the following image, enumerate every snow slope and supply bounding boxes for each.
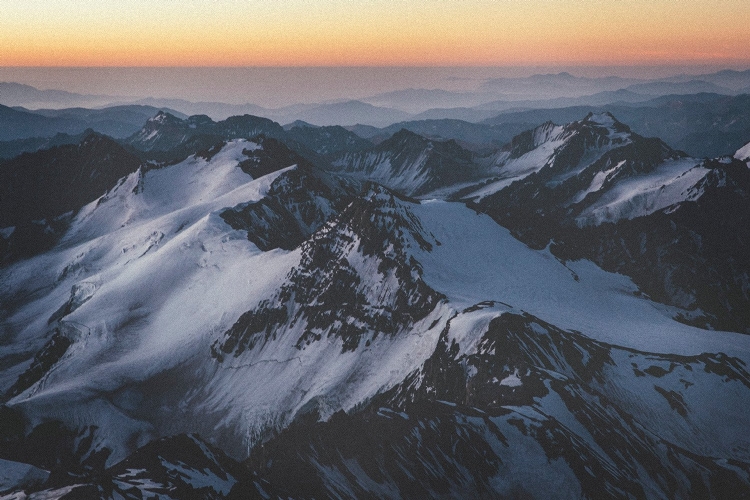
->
[1,140,300,461]
[574,158,710,225]
[412,199,750,358]
[471,122,568,199]
[736,140,750,163]
[329,129,478,197]
[0,459,49,495]
[2,135,749,479]
[469,113,633,200]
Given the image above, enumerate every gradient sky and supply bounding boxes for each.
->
[2,0,750,67]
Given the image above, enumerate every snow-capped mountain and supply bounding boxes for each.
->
[125,111,284,153]
[244,310,750,499]
[476,94,750,159]
[0,133,143,264]
[329,128,481,196]
[462,112,677,201]
[468,114,750,333]
[2,111,750,498]
[124,111,370,166]
[468,112,694,225]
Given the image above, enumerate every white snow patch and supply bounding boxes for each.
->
[160,458,236,495]
[735,141,750,162]
[576,158,709,226]
[499,368,522,387]
[411,199,750,361]
[572,160,625,203]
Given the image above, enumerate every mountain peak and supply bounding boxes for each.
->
[376,128,432,152]
[148,110,182,124]
[186,114,214,127]
[284,120,319,130]
[583,110,615,125]
[580,111,631,135]
[127,112,286,155]
[390,127,428,142]
[78,130,118,148]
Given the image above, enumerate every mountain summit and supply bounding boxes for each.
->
[1,108,750,498]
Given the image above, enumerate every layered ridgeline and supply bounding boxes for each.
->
[462,112,750,333]
[333,112,750,333]
[0,103,167,142]
[328,128,483,197]
[1,111,750,498]
[123,110,371,165]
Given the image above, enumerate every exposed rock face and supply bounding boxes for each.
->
[330,128,481,196]
[7,308,750,499]
[473,113,750,333]
[2,110,750,499]
[234,311,750,499]
[0,133,143,264]
[125,111,370,167]
[285,123,372,156]
[220,137,358,251]
[214,184,445,356]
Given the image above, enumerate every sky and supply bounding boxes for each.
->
[2,0,750,67]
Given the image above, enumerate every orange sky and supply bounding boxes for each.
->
[2,0,749,67]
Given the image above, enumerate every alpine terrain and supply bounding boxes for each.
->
[1,107,750,499]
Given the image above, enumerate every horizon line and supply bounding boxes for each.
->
[2,63,750,69]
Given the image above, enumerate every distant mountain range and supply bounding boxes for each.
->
[482,94,750,158]
[476,70,750,99]
[279,100,412,127]
[3,89,749,168]
[122,111,371,164]
[3,68,750,127]
[0,103,185,144]
[0,82,115,109]
[658,68,750,89]
[345,93,750,159]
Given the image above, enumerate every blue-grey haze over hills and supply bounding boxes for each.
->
[1,65,749,109]
[3,67,750,158]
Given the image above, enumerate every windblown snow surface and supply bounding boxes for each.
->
[574,158,711,226]
[469,113,632,201]
[736,140,750,163]
[470,122,569,200]
[2,137,750,480]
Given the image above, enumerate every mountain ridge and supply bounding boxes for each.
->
[2,104,750,498]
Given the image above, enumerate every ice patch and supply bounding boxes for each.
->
[410,200,750,361]
[499,368,522,387]
[735,141,750,162]
[576,158,709,226]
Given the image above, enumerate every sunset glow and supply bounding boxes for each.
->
[2,0,749,67]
